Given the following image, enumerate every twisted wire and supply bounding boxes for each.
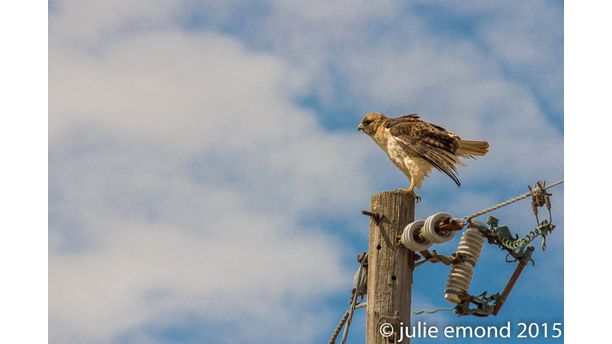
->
[340,258,365,344]
[497,227,541,250]
[463,179,564,221]
[328,303,366,344]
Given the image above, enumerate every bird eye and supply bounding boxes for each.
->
[363,119,372,125]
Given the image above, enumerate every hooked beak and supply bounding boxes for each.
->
[357,123,364,132]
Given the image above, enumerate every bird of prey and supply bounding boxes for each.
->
[358,112,489,198]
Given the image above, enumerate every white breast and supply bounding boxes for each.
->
[384,134,432,188]
[385,136,408,170]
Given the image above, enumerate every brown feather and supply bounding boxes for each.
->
[386,115,462,186]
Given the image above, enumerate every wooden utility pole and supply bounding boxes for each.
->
[366,191,415,344]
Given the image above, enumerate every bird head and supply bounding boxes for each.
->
[358,112,387,136]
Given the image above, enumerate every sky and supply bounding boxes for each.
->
[48,1,563,343]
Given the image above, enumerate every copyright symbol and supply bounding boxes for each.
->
[379,322,394,338]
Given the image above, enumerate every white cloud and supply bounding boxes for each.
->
[51,31,306,142]
[50,27,373,343]
[50,216,348,342]
[49,0,177,43]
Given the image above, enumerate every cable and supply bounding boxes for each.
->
[328,303,366,344]
[329,254,367,344]
[340,257,366,344]
[412,307,455,315]
[463,179,563,221]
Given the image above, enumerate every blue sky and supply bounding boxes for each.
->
[49,1,563,343]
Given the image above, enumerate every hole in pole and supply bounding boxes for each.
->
[391,275,397,281]
[376,244,382,250]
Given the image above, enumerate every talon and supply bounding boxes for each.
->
[405,188,421,202]
[406,183,420,202]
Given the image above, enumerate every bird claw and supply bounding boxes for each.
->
[398,189,421,202]
[413,193,422,203]
[407,189,422,202]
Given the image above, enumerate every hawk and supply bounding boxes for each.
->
[358,112,489,198]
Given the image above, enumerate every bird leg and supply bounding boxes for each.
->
[407,182,422,203]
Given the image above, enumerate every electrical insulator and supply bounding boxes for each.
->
[444,221,485,304]
[353,266,367,297]
[400,220,433,251]
[423,212,457,243]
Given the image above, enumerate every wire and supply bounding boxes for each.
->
[497,227,541,251]
[329,254,368,344]
[328,303,366,344]
[412,307,455,315]
[463,179,564,221]
[340,257,366,344]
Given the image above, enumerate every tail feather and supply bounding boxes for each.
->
[458,140,489,156]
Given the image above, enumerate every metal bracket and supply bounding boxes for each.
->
[454,291,501,317]
[529,181,553,226]
[362,210,382,225]
[415,249,463,267]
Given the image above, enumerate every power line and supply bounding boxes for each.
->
[463,179,563,221]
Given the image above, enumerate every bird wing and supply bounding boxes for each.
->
[386,115,462,186]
